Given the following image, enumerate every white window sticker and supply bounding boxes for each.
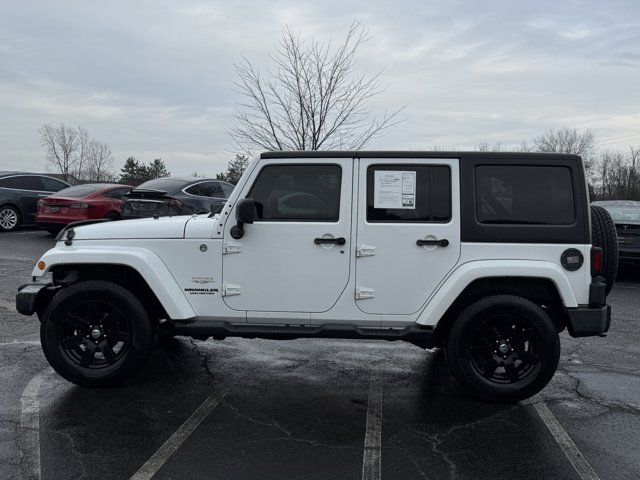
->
[374,170,416,209]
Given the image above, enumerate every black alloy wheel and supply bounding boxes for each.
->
[59,299,131,369]
[41,280,153,387]
[468,313,542,385]
[446,295,560,402]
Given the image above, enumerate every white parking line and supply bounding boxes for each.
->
[130,390,228,480]
[19,373,44,480]
[0,340,41,347]
[0,255,33,263]
[531,395,601,480]
[361,370,383,480]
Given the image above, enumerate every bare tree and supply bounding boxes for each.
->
[75,127,91,181]
[229,21,404,154]
[532,127,597,172]
[476,141,502,152]
[591,147,640,200]
[39,124,116,182]
[628,146,639,193]
[38,124,80,182]
[85,141,114,182]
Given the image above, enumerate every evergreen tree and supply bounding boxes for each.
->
[148,158,169,179]
[217,154,249,184]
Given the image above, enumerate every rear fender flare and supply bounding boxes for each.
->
[417,260,577,326]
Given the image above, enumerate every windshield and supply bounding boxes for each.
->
[598,202,640,224]
[52,184,104,198]
[135,178,185,191]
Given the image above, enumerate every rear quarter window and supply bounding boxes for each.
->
[476,165,575,225]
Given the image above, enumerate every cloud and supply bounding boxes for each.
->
[0,0,639,175]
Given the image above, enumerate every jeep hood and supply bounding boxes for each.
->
[67,216,191,240]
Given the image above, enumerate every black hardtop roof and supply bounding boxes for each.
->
[260,150,581,161]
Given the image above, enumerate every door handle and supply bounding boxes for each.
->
[416,238,449,247]
[314,237,346,245]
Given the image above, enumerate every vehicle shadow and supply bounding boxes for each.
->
[37,338,579,480]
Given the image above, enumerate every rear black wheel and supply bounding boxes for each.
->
[40,280,153,387]
[446,295,560,402]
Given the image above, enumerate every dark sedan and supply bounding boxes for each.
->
[0,172,70,232]
[121,177,234,219]
[593,200,640,265]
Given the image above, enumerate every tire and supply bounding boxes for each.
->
[446,295,560,402]
[0,205,21,232]
[591,205,619,295]
[106,212,120,221]
[40,280,154,387]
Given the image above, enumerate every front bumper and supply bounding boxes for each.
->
[565,304,611,337]
[16,282,55,316]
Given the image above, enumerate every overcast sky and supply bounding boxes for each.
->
[1,0,639,176]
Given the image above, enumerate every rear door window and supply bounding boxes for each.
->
[0,175,42,191]
[185,182,224,198]
[248,164,341,221]
[53,185,103,198]
[40,177,69,192]
[220,182,235,197]
[203,182,224,197]
[366,165,451,222]
[104,187,131,199]
[476,165,575,225]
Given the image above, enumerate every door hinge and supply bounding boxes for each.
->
[222,284,242,296]
[223,242,242,254]
[355,287,375,300]
[356,244,376,258]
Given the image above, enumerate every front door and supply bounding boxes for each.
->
[222,159,353,315]
[355,158,461,316]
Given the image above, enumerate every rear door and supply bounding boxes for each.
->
[355,158,461,316]
[222,159,352,316]
[2,175,54,224]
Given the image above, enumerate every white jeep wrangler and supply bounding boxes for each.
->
[16,151,617,401]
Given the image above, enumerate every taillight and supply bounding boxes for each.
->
[69,202,89,209]
[591,247,603,276]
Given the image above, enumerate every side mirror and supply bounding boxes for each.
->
[236,198,256,224]
[230,198,256,239]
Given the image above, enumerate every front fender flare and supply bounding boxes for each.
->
[416,260,577,326]
[32,246,196,320]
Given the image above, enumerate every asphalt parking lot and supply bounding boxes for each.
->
[1,229,639,480]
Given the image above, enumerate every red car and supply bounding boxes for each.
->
[36,183,133,235]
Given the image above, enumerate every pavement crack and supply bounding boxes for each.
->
[222,401,356,450]
[56,428,89,479]
[550,368,640,415]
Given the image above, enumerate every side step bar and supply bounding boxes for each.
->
[168,321,436,348]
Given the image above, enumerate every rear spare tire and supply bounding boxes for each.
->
[591,205,618,295]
